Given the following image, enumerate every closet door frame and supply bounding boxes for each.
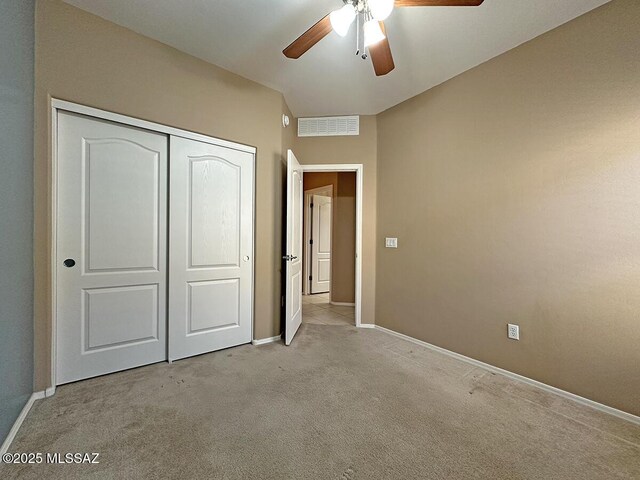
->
[50,99,256,394]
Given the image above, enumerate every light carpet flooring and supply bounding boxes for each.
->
[2,299,639,479]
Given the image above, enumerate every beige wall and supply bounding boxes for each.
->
[34,0,288,389]
[303,172,338,192]
[333,173,357,303]
[376,0,640,415]
[294,116,377,324]
[302,172,356,304]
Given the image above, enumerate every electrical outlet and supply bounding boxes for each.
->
[507,324,520,340]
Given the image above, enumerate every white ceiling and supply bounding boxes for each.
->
[63,0,610,117]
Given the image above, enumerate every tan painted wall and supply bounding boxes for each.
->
[294,116,377,324]
[303,172,339,192]
[376,0,640,415]
[333,173,357,304]
[302,172,356,304]
[34,0,288,389]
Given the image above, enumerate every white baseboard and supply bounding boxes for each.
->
[375,325,640,426]
[32,391,46,401]
[252,334,282,346]
[45,386,56,397]
[358,323,376,329]
[0,391,45,455]
[330,301,355,307]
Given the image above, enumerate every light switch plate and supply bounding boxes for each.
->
[385,237,398,248]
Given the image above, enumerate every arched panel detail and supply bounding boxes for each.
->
[187,155,241,268]
[83,138,161,272]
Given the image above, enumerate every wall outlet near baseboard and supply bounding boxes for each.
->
[507,324,520,340]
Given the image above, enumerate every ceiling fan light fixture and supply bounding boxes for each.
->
[330,4,356,37]
[369,0,394,21]
[363,19,385,47]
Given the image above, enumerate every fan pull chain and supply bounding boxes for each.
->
[361,12,369,59]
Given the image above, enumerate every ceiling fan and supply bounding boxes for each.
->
[283,0,485,76]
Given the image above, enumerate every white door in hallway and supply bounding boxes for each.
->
[285,149,303,345]
[311,195,332,294]
[168,136,254,361]
[56,112,168,384]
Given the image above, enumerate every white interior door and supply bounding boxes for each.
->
[311,195,332,294]
[285,150,303,345]
[56,111,167,384]
[168,136,254,361]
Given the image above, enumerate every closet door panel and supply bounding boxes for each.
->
[56,112,168,384]
[169,136,254,360]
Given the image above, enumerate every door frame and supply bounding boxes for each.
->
[49,99,257,393]
[300,164,363,327]
[303,185,333,296]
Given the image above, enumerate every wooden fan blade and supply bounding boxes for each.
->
[283,14,333,59]
[395,0,484,6]
[369,22,395,76]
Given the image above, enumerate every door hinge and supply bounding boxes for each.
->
[309,275,312,281]
[310,203,314,208]
[310,239,313,245]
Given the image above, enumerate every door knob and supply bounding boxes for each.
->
[63,258,76,268]
[243,255,250,262]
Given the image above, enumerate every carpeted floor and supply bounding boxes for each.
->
[2,313,639,479]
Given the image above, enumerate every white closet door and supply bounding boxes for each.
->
[169,136,254,361]
[56,112,168,384]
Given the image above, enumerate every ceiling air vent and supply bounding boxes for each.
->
[298,116,359,137]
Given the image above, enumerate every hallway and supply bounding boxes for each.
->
[301,293,354,326]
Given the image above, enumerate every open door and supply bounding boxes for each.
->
[285,150,304,345]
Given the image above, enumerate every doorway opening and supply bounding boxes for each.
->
[301,171,356,327]
[284,153,363,345]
